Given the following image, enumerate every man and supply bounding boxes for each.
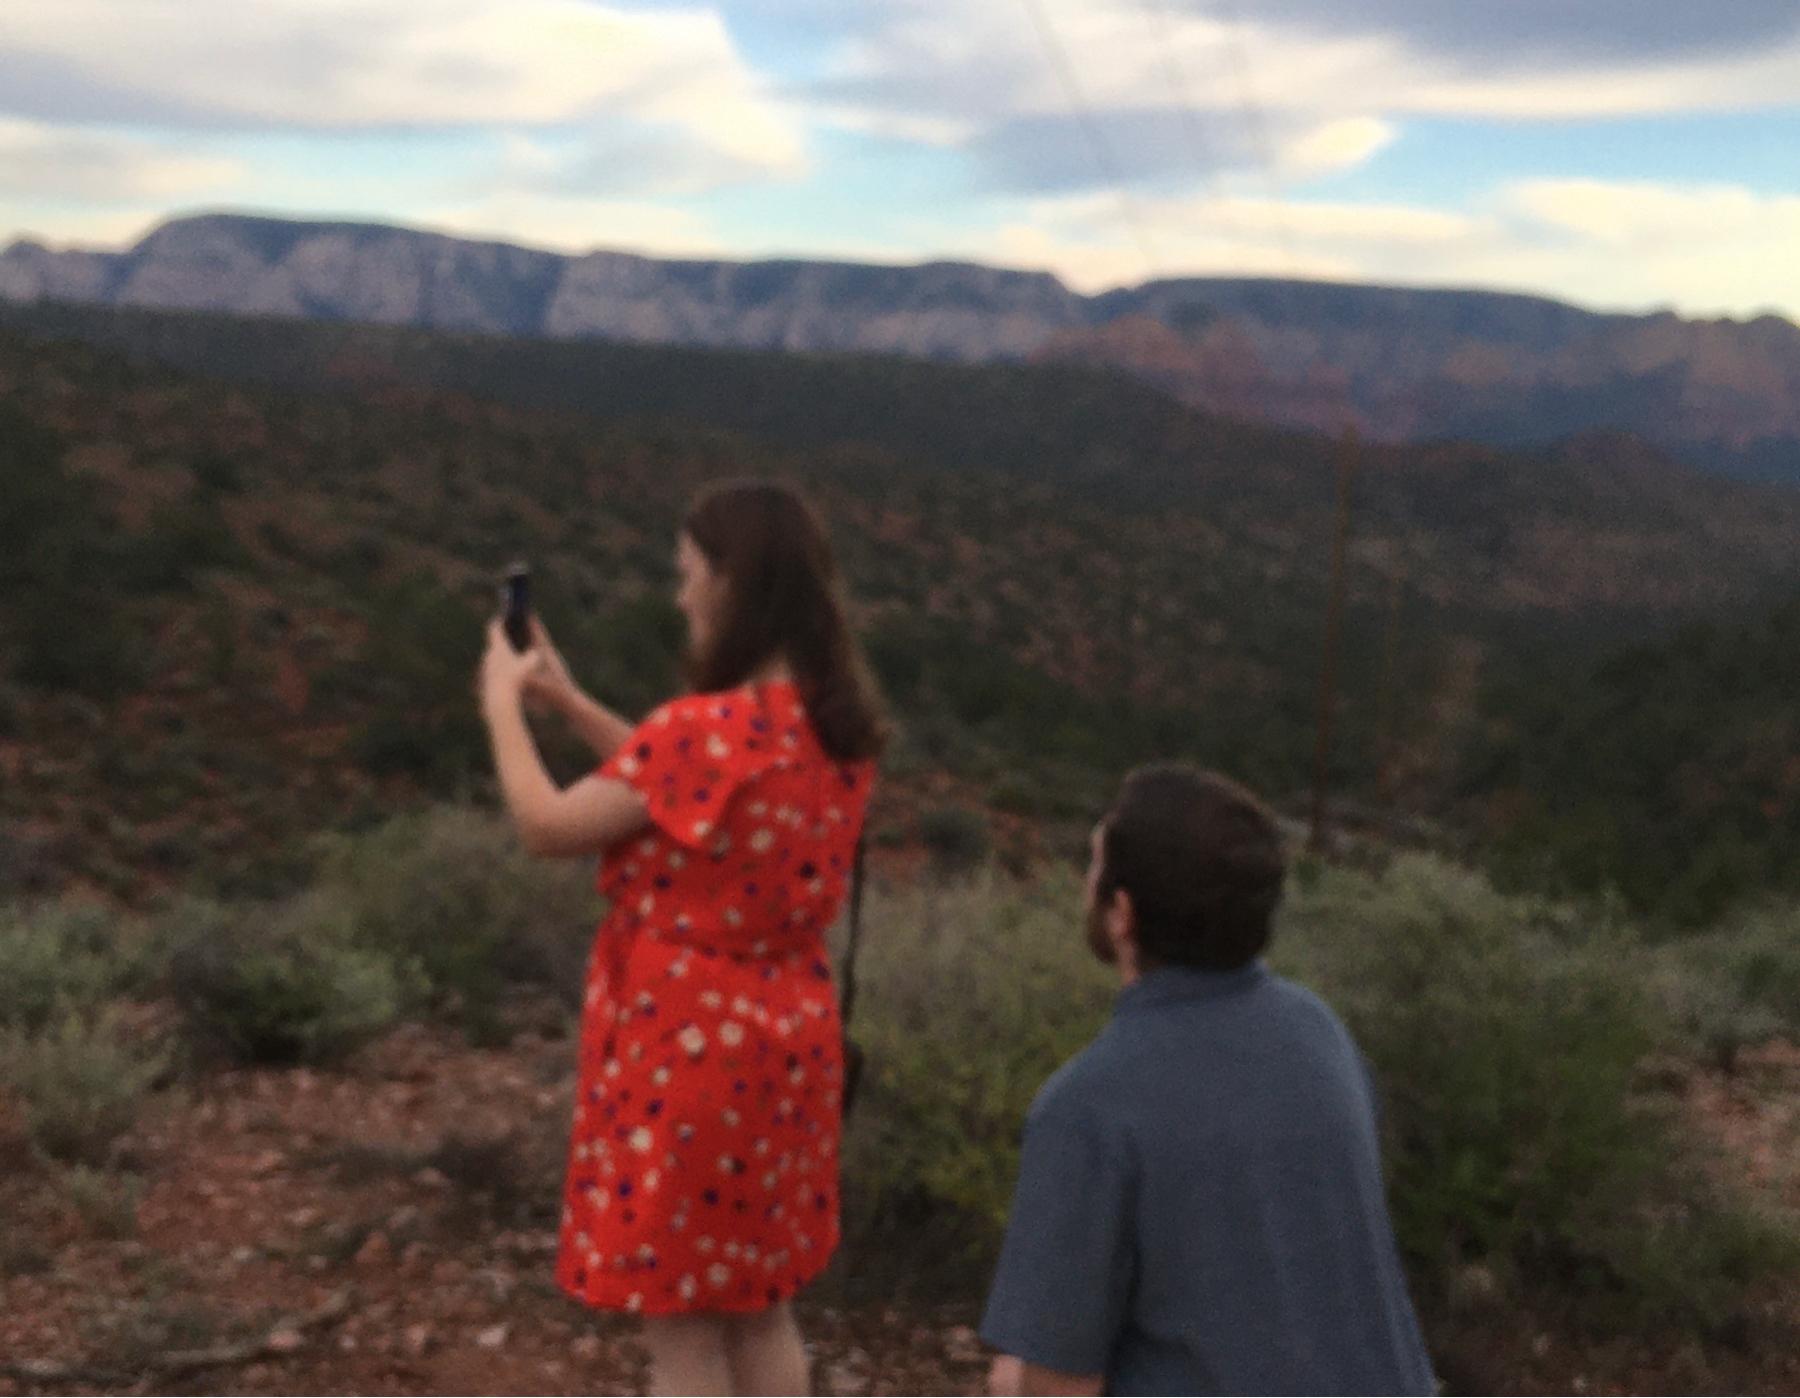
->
[982,765,1434,1396]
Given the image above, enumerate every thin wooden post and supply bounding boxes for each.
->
[1374,560,1406,805]
[1309,428,1358,854]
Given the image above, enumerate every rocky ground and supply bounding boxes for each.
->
[1,1012,1796,1396]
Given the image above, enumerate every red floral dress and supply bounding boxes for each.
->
[554,680,874,1316]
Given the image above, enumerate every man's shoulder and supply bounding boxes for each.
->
[1260,969,1358,1038]
[1027,1028,1134,1130]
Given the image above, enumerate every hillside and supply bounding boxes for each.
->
[4,213,1799,484]
[1469,599,1800,924]
[4,304,1800,913]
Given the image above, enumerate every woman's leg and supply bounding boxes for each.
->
[723,1302,810,1396]
[638,1314,733,1396]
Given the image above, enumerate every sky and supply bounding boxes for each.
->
[3,0,1800,318]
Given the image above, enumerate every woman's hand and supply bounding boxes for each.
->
[521,616,579,714]
[479,618,542,720]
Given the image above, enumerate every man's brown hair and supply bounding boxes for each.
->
[1097,764,1287,970]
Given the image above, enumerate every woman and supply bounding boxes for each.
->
[478,480,885,1396]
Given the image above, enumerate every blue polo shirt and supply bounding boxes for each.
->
[980,963,1434,1396]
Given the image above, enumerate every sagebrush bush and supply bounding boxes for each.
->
[166,894,410,1065]
[915,806,992,876]
[1654,904,1800,1071]
[314,807,596,1034]
[59,1165,145,1240]
[834,853,1796,1329]
[0,900,142,1032]
[1277,860,1664,1295]
[834,867,1111,1293]
[3,1005,168,1164]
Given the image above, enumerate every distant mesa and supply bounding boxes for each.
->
[3,211,1798,486]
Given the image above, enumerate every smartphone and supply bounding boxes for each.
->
[501,562,532,652]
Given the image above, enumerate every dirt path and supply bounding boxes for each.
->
[0,1016,986,1396]
[2,1020,1795,1396]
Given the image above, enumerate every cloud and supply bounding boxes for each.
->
[942,177,1800,322]
[409,193,723,258]
[0,118,241,201]
[1482,180,1800,317]
[1223,0,1800,67]
[803,0,1800,194]
[976,189,1479,290]
[1,0,805,179]
[1280,118,1397,179]
[0,205,175,248]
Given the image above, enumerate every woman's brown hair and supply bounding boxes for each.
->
[683,481,888,763]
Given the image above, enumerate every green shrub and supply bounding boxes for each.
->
[836,868,1109,1293]
[166,895,409,1064]
[1653,903,1800,1071]
[915,806,991,876]
[834,854,1796,1330]
[0,900,142,1032]
[123,495,247,592]
[1275,855,1790,1327]
[10,594,143,698]
[2,1006,168,1164]
[60,1165,145,1239]
[315,807,596,1036]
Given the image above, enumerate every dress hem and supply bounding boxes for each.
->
[552,1243,838,1318]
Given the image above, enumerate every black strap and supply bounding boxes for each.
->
[840,834,866,1027]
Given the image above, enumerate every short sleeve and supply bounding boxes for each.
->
[599,696,764,850]
[979,1083,1136,1377]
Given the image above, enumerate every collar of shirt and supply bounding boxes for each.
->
[1114,961,1269,1016]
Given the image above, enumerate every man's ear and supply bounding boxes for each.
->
[1106,887,1137,959]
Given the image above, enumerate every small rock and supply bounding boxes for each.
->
[1447,1262,1502,1314]
[476,1323,510,1350]
[354,1231,392,1267]
[572,1334,602,1361]
[413,1167,451,1190]
[1531,1334,1552,1359]
[404,1323,433,1357]
[946,1326,983,1364]
[249,1149,285,1175]
[388,1204,422,1232]
[288,1206,323,1229]
[265,1329,304,1354]
[338,1334,358,1352]
[230,1246,257,1265]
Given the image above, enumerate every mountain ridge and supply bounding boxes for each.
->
[5,210,1799,483]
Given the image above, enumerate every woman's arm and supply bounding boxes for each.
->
[550,685,636,763]
[481,621,651,857]
[522,618,636,761]
[988,1358,1101,1398]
